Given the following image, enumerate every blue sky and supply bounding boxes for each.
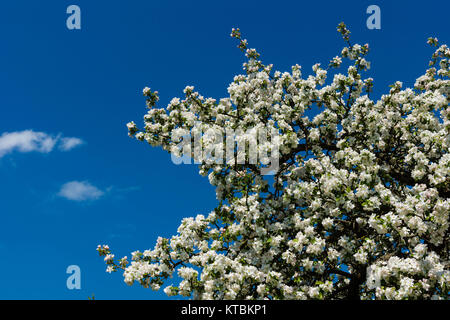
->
[0,0,448,299]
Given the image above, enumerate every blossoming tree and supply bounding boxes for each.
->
[98,23,450,300]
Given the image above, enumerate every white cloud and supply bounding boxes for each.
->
[0,130,57,158]
[0,130,84,158]
[59,137,85,151]
[57,181,104,201]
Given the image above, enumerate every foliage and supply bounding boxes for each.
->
[98,24,449,300]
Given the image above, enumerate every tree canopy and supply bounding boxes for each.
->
[98,23,450,300]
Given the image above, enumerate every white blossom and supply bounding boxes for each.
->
[99,24,450,300]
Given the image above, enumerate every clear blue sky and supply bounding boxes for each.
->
[0,0,448,299]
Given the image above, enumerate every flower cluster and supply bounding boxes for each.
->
[99,23,449,300]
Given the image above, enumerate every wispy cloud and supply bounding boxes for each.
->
[58,137,85,151]
[57,181,104,201]
[0,130,84,158]
[0,130,57,158]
